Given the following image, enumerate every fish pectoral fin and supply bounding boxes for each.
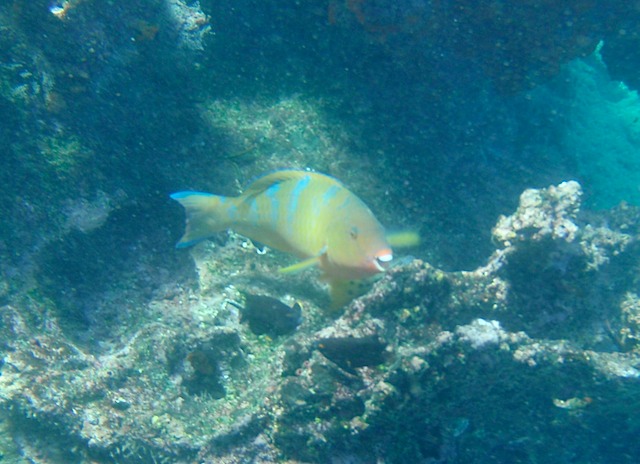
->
[279,256,320,274]
[386,230,421,248]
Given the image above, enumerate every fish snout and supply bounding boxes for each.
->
[373,249,393,272]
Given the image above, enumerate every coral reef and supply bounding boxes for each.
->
[2,180,640,463]
[3,1,640,462]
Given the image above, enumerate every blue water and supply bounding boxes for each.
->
[2,1,640,463]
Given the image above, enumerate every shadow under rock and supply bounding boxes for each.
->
[35,199,196,352]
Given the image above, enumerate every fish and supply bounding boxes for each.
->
[171,170,418,306]
[229,293,302,336]
[316,335,387,371]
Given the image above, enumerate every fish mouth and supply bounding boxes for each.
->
[374,252,393,272]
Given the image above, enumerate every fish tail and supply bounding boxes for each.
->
[170,191,236,248]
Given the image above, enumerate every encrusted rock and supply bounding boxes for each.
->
[3,180,640,463]
[493,180,582,247]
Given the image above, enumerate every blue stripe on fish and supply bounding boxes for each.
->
[228,204,238,220]
[248,197,259,221]
[322,185,340,204]
[175,237,207,248]
[337,197,352,210]
[266,183,281,225]
[266,183,281,196]
[170,191,215,199]
[287,175,310,230]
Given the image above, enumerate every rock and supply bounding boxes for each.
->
[3,181,640,463]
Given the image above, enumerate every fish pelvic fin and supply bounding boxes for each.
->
[279,255,320,274]
[279,247,326,274]
[170,191,236,248]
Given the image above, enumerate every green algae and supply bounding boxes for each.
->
[200,96,350,173]
[38,135,92,177]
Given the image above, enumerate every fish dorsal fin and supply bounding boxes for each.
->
[242,170,318,199]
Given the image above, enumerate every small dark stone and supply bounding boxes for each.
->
[111,398,131,411]
[240,294,302,336]
[316,335,387,371]
[280,378,315,410]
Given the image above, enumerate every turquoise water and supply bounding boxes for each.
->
[2,1,640,463]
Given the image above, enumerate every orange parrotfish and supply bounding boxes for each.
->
[171,170,418,306]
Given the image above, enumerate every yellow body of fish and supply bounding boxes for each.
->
[171,170,409,306]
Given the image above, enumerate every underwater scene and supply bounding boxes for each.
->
[3,0,640,462]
